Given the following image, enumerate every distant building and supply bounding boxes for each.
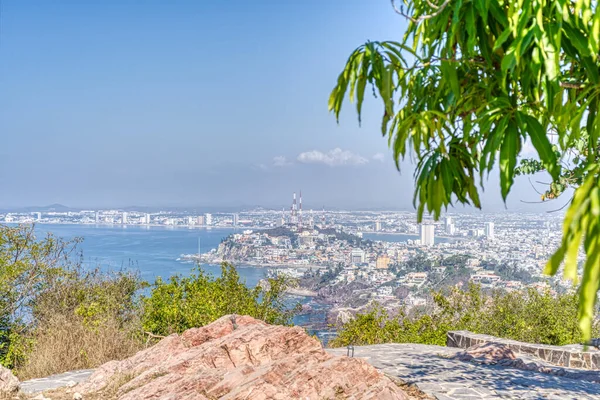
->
[205,213,213,226]
[470,271,501,285]
[375,221,382,231]
[144,213,151,224]
[406,272,428,286]
[122,212,128,224]
[350,248,366,264]
[445,216,455,235]
[376,256,390,269]
[197,215,205,225]
[485,222,495,239]
[233,213,239,227]
[420,224,435,246]
[95,211,100,223]
[187,216,195,225]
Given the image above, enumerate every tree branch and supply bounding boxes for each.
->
[391,0,452,23]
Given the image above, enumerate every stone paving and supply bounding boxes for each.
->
[20,369,94,394]
[327,344,600,400]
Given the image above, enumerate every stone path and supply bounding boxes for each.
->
[328,344,600,400]
[20,370,95,394]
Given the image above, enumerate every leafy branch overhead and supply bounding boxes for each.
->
[329,0,600,339]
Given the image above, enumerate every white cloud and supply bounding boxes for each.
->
[296,148,369,167]
[372,153,386,162]
[254,163,269,171]
[272,156,293,167]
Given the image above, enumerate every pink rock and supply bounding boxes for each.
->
[77,315,407,399]
[0,364,19,394]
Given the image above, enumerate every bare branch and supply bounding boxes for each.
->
[391,0,452,23]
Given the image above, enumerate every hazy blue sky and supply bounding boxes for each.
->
[0,0,562,211]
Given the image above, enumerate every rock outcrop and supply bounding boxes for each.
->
[75,315,407,399]
[0,365,19,394]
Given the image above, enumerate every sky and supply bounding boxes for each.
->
[0,0,564,212]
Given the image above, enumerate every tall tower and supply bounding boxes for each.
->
[291,192,298,224]
[321,206,326,228]
[299,190,303,229]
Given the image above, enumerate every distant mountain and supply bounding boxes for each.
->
[19,204,73,212]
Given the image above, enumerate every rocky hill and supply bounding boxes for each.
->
[39,315,407,399]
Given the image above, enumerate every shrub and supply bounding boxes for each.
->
[330,284,599,347]
[0,224,147,378]
[0,224,81,368]
[142,263,298,336]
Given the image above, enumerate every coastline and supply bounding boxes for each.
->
[286,287,318,297]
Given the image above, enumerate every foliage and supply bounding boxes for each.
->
[142,263,298,336]
[330,284,598,348]
[0,224,147,377]
[329,0,600,340]
[0,225,79,367]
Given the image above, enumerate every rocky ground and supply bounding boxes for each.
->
[5,321,600,399]
[329,343,600,399]
[17,315,406,400]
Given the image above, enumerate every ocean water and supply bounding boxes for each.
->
[32,224,266,285]
[27,224,331,335]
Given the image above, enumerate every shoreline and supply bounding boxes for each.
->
[286,287,319,297]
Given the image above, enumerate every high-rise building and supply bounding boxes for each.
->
[447,224,456,235]
[205,213,213,226]
[375,221,382,231]
[35,212,41,222]
[197,215,205,226]
[485,222,495,239]
[187,216,195,226]
[445,216,455,235]
[95,211,100,224]
[233,213,239,227]
[144,213,151,225]
[420,224,435,246]
[122,212,128,224]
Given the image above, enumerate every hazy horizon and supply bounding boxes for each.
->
[1,1,563,213]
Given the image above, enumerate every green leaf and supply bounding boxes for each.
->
[521,114,560,180]
[494,28,512,51]
[499,121,520,200]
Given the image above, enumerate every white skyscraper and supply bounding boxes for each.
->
[35,212,41,222]
[233,213,239,227]
[420,224,435,246]
[122,212,128,224]
[485,222,495,239]
[95,211,100,223]
[375,221,382,231]
[205,213,213,226]
[444,216,452,232]
[144,213,151,224]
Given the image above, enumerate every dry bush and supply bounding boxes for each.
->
[15,314,143,380]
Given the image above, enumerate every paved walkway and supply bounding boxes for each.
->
[328,344,600,400]
[20,370,94,394]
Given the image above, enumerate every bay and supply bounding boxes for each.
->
[25,224,333,338]
[31,224,266,286]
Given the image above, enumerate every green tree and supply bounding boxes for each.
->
[0,225,79,367]
[142,263,298,336]
[330,0,600,339]
[331,284,597,347]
